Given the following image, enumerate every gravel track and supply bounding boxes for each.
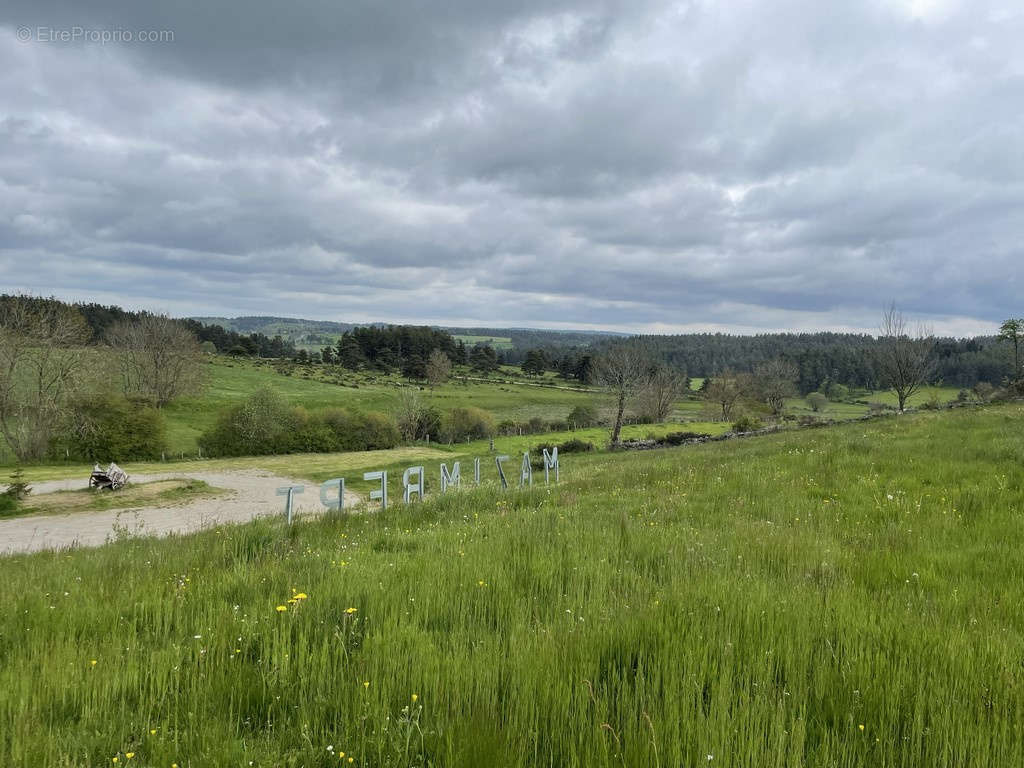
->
[0,470,347,556]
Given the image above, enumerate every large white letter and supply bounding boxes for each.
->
[542,447,559,483]
[520,452,532,487]
[495,455,509,489]
[440,462,460,493]
[364,470,388,510]
[319,478,345,510]
[276,485,305,524]
[402,465,425,503]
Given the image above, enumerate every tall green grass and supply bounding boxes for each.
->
[1,406,1021,766]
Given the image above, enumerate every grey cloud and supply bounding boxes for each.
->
[1,0,1023,334]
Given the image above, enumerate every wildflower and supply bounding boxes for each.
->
[294,593,308,600]
[348,759,354,764]
[126,753,135,760]
[276,605,288,612]
[412,693,419,703]
[91,659,98,666]
[150,729,157,735]
[363,681,370,688]
[858,724,865,732]
[112,759,119,764]
[345,607,358,614]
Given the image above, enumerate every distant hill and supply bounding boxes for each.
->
[191,316,624,352]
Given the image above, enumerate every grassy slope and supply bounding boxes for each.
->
[1,405,1021,766]
[157,358,609,455]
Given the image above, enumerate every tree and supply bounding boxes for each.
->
[469,344,499,374]
[999,318,1023,380]
[703,370,746,421]
[595,345,651,445]
[0,296,91,461]
[877,304,935,412]
[336,334,366,370]
[107,315,204,407]
[425,348,452,389]
[753,358,798,416]
[521,349,548,376]
[636,366,686,422]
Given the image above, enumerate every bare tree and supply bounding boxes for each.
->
[0,296,90,461]
[753,358,798,416]
[703,370,747,421]
[424,348,452,389]
[877,303,935,412]
[107,315,204,406]
[636,366,686,423]
[595,344,651,445]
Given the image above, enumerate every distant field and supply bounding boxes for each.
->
[2,406,1021,765]
[453,334,514,350]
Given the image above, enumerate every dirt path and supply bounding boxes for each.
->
[0,469,350,556]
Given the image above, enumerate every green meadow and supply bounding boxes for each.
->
[1,405,1021,766]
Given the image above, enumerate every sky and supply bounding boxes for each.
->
[1,0,1022,336]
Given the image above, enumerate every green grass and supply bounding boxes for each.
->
[1,405,1022,766]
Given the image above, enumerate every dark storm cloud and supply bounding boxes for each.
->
[1,0,1021,334]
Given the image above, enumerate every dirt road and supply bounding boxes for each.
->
[0,469,342,556]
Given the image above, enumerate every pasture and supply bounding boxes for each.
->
[1,405,1021,766]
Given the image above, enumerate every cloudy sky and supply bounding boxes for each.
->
[1,0,1021,335]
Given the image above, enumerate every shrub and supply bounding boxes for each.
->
[532,438,594,467]
[567,403,598,428]
[827,383,849,402]
[731,414,763,433]
[806,392,828,412]
[201,394,402,458]
[921,392,944,410]
[62,394,166,462]
[441,407,496,443]
[527,416,546,434]
[662,431,711,445]
[199,388,299,457]
[1,467,30,517]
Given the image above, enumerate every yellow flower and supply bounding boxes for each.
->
[363,680,370,688]
[348,759,354,764]
[276,605,288,612]
[126,753,135,760]
[90,659,98,666]
[345,607,358,614]
[294,592,308,600]
[411,693,419,703]
[858,724,865,732]
[287,598,297,604]
[112,759,119,765]
[150,729,156,735]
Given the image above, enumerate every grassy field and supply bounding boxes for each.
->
[452,334,514,350]
[155,358,606,455]
[0,405,1021,766]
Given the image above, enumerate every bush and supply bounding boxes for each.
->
[62,394,166,462]
[731,415,763,433]
[200,388,297,457]
[200,393,403,458]
[827,383,849,402]
[1,467,30,518]
[921,392,944,410]
[806,392,828,412]
[662,431,712,445]
[441,407,496,442]
[532,438,594,467]
[567,403,598,428]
